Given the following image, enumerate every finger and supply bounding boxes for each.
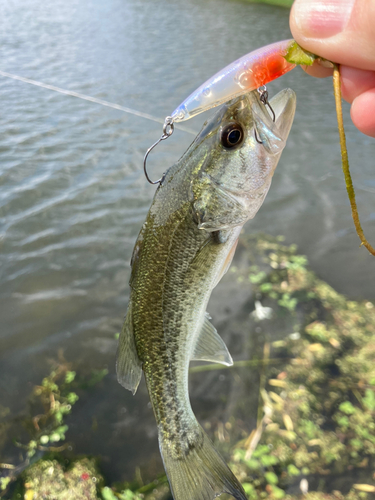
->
[298,63,375,105]
[340,66,375,103]
[290,0,375,71]
[350,89,375,138]
[300,60,333,79]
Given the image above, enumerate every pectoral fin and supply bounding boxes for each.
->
[116,300,142,395]
[191,313,233,366]
[212,237,238,288]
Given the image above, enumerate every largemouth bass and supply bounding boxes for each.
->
[117,88,296,500]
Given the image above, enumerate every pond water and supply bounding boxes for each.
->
[1,0,374,489]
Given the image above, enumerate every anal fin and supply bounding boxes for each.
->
[191,313,233,366]
[116,300,142,395]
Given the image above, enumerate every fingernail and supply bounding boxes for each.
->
[293,0,355,38]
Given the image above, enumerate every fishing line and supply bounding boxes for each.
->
[0,70,196,136]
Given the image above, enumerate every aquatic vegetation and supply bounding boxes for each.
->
[12,457,103,500]
[227,234,375,498]
[0,359,108,498]
[0,362,80,497]
[101,483,162,500]
[2,235,375,500]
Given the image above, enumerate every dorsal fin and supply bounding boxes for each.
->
[191,313,233,366]
[116,300,142,394]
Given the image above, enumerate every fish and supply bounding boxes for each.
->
[171,40,295,123]
[116,87,296,500]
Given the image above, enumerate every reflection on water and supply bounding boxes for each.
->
[0,0,374,492]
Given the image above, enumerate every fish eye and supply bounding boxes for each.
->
[220,123,244,149]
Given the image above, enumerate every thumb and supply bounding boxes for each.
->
[290,0,375,71]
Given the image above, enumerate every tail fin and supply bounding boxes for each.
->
[159,425,247,500]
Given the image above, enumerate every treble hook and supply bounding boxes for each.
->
[143,116,174,185]
[254,85,276,145]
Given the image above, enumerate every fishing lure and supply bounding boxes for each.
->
[144,39,295,184]
[171,39,295,123]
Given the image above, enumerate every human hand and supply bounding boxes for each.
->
[290,0,375,137]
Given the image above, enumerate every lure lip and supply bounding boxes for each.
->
[171,39,296,123]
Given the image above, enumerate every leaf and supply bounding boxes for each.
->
[269,391,284,405]
[269,379,287,388]
[287,464,300,476]
[329,338,340,348]
[101,487,118,500]
[242,483,257,500]
[49,433,61,442]
[270,485,286,499]
[265,471,278,485]
[65,371,76,384]
[353,484,375,493]
[363,388,375,410]
[260,454,279,466]
[24,490,35,500]
[66,392,79,404]
[283,414,294,431]
[284,41,316,66]
[307,439,322,446]
[308,343,323,352]
[246,458,261,470]
[339,401,356,415]
[0,477,11,491]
